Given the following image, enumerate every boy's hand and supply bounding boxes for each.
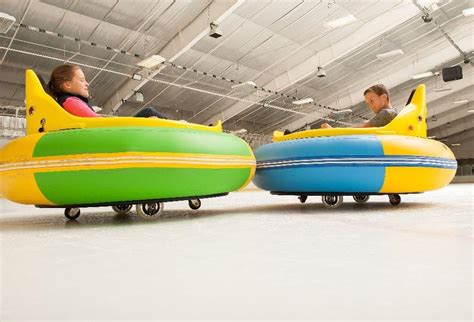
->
[321,123,332,128]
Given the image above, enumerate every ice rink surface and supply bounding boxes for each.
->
[1,183,472,321]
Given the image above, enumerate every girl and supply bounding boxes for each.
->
[47,64,166,118]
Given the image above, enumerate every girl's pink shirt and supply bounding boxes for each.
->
[62,97,100,117]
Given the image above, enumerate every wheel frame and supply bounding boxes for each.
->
[388,194,401,206]
[321,195,343,209]
[353,195,370,203]
[112,204,133,215]
[136,202,164,219]
[188,199,201,210]
[298,195,308,203]
[64,207,81,220]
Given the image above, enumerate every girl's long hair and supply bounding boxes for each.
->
[47,64,80,98]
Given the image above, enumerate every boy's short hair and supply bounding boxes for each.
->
[363,84,390,102]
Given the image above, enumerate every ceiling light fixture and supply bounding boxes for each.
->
[134,92,144,103]
[136,54,166,69]
[416,0,438,7]
[316,66,327,78]
[434,87,452,92]
[91,105,102,113]
[231,80,256,89]
[462,7,474,16]
[132,73,143,81]
[209,22,223,38]
[0,12,16,34]
[333,109,352,114]
[417,0,440,22]
[412,71,434,79]
[292,97,314,105]
[467,109,474,113]
[127,91,144,103]
[229,128,248,134]
[421,13,433,23]
[451,143,461,146]
[417,0,440,10]
[324,14,357,29]
[376,49,404,60]
[453,99,469,104]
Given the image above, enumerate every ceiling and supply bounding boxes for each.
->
[0,0,473,156]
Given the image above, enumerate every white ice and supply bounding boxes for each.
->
[1,183,472,320]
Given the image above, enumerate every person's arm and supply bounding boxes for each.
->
[321,121,371,128]
[62,97,101,117]
[366,109,395,128]
[321,108,398,129]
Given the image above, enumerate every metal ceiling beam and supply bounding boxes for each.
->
[282,30,474,132]
[334,64,474,127]
[428,114,474,139]
[450,137,474,159]
[33,0,163,47]
[0,78,24,86]
[439,127,474,143]
[102,0,245,114]
[440,140,474,160]
[201,2,421,126]
[87,0,175,85]
[256,61,473,134]
[426,83,474,116]
[428,101,473,132]
[0,0,33,64]
[276,15,474,131]
[412,0,471,63]
[138,2,275,115]
[0,97,24,104]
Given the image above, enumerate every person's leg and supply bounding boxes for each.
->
[134,107,167,119]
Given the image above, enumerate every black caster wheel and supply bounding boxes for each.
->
[298,195,308,203]
[188,199,201,210]
[136,202,164,220]
[112,204,133,215]
[388,194,401,206]
[321,195,343,209]
[353,195,370,203]
[65,207,80,220]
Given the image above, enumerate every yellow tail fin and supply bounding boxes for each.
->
[382,84,427,137]
[272,84,428,142]
[25,69,87,134]
[24,69,223,134]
